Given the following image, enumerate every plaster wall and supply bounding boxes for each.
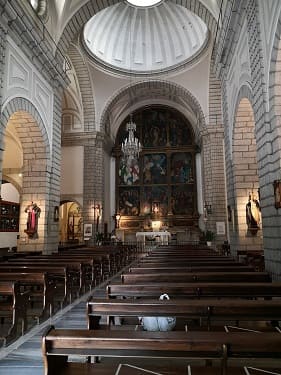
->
[2,36,54,152]
[61,146,84,199]
[89,50,211,132]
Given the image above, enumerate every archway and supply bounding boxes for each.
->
[1,99,51,252]
[232,97,263,252]
[59,201,83,245]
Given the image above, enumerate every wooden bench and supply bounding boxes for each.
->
[7,259,87,297]
[121,272,271,284]
[55,252,111,283]
[107,282,281,299]
[87,298,281,331]
[42,325,281,375]
[129,265,256,273]
[0,265,71,307]
[0,272,55,322]
[138,260,245,267]
[0,281,29,346]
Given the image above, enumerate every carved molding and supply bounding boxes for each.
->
[2,37,54,145]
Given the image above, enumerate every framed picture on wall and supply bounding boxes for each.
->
[84,223,92,238]
[273,180,281,209]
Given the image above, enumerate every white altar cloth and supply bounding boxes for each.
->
[136,231,171,245]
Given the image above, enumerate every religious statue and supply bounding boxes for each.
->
[24,202,41,238]
[246,193,261,235]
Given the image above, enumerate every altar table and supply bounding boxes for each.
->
[136,231,171,245]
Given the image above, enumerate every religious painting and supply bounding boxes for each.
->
[119,187,140,216]
[142,109,167,148]
[119,157,140,186]
[168,117,193,146]
[83,223,92,238]
[143,154,167,184]
[121,220,140,229]
[171,185,194,215]
[142,186,168,216]
[171,152,193,183]
[115,105,198,227]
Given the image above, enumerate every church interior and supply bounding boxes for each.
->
[1,0,281,374]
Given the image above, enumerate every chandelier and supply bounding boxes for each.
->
[121,114,142,160]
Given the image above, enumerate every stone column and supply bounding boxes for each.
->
[201,126,227,243]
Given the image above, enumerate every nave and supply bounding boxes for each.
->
[1,244,281,375]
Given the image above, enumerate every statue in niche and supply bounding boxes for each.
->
[24,202,41,238]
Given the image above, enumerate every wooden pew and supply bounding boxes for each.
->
[0,272,55,322]
[25,254,103,289]
[55,252,111,283]
[42,325,281,375]
[87,298,281,330]
[145,255,231,260]
[7,259,87,297]
[129,265,256,273]
[138,260,245,267]
[0,265,71,306]
[0,281,29,346]
[121,272,271,284]
[107,282,281,299]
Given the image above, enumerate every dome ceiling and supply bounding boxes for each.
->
[83,1,208,75]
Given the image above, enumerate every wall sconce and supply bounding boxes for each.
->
[204,202,212,215]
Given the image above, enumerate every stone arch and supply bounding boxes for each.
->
[1,97,51,252]
[100,80,206,145]
[1,175,22,196]
[231,95,263,252]
[67,44,96,132]
[269,15,281,170]
[56,0,217,58]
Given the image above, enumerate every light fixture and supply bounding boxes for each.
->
[121,114,142,161]
[120,4,142,163]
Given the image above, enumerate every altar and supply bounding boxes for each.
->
[136,231,171,245]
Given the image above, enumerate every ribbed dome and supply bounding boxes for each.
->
[83,1,208,74]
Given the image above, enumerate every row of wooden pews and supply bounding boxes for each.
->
[41,244,281,374]
[0,243,138,347]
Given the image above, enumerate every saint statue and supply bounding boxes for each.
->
[246,193,261,235]
[24,202,41,237]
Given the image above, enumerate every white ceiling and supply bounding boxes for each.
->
[49,0,221,44]
[83,2,208,74]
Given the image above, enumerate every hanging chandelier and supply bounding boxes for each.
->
[121,114,142,160]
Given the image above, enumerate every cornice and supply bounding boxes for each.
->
[61,131,105,147]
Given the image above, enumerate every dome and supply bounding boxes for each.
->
[83,1,208,75]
